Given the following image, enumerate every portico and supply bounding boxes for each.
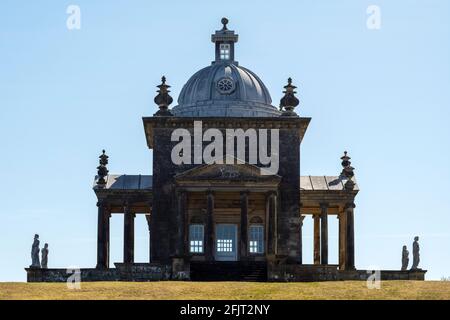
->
[173,163,281,263]
[94,174,152,269]
[93,169,358,272]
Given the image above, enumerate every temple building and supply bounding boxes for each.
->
[26,19,426,282]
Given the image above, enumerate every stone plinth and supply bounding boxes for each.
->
[267,264,427,282]
[114,263,171,281]
[26,263,174,282]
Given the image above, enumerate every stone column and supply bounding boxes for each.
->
[320,203,329,265]
[313,214,321,265]
[338,209,347,270]
[105,211,111,268]
[205,191,215,261]
[345,203,356,270]
[123,205,135,264]
[240,191,249,260]
[266,192,278,255]
[145,213,151,263]
[299,214,305,264]
[96,201,110,269]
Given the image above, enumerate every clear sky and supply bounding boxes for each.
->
[0,0,449,281]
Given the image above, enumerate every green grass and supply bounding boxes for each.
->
[1,281,449,300]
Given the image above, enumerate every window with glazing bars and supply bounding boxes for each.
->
[249,225,264,254]
[189,224,204,253]
[220,44,230,60]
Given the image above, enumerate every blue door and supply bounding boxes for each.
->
[215,224,238,261]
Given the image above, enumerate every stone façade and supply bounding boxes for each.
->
[144,116,310,264]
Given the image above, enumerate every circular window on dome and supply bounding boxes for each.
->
[216,77,235,95]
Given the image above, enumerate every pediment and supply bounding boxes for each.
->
[175,163,281,183]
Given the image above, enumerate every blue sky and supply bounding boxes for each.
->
[0,0,449,281]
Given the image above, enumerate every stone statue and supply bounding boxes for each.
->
[41,243,49,269]
[401,245,409,271]
[411,236,421,270]
[30,234,40,268]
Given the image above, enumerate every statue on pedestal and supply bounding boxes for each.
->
[30,234,40,268]
[41,243,49,269]
[401,245,409,271]
[411,236,421,270]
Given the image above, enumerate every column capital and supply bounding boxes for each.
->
[240,190,250,196]
[266,190,278,198]
[123,201,136,216]
[300,215,305,226]
[345,202,356,210]
[320,202,329,209]
[124,210,136,218]
[96,200,107,208]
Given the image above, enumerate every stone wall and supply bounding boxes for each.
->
[114,263,172,281]
[27,264,426,282]
[25,268,119,283]
[268,264,427,282]
[268,264,340,281]
[25,263,173,283]
[277,128,301,262]
[147,117,310,264]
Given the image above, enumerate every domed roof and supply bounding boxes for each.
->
[171,19,281,117]
[172,62,280,117]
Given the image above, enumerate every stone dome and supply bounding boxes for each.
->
[171,19,281,117]
[172,62,280,117]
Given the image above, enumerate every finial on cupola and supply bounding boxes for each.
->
[221,17,229,30]
[280,77,300,117]
[153,76,174,116]
[340,151,356,190]
[96,149,109,187]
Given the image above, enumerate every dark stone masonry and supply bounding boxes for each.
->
[26,18,425,282]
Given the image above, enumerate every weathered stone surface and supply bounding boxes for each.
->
[402,245,409,271]
[411,236,421,270]
[25,268,119,282]
[268,264,427,282]
[30,234,40,268]
[114,263,171,281]
[26,263,427,283]
[26,263,174,282]
[41,244,49,269]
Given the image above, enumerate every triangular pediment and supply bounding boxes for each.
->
[175,163,281,183]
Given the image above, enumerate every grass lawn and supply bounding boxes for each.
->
[1,281,450,300]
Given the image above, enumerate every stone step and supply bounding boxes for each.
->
[190,261,268,281]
